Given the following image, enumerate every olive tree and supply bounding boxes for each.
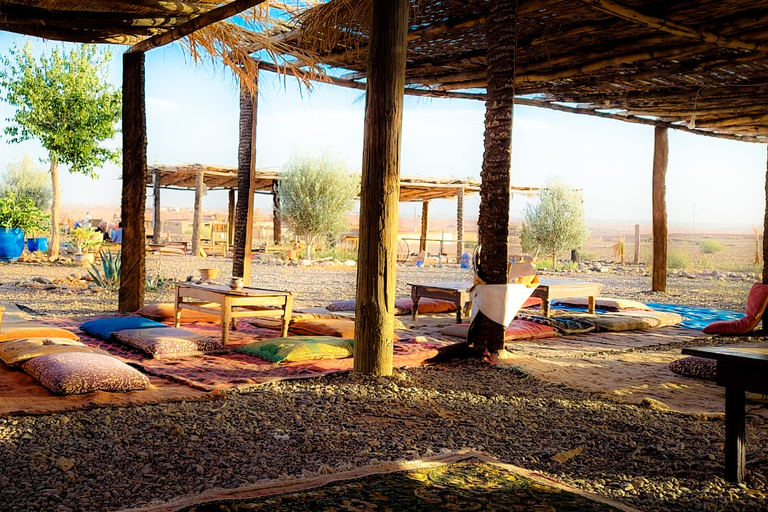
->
[1,154,52,212]
[279,151,359,259]
[0,43,121,257]
[520,177,590,269]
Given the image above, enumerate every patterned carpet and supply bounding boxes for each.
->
[121,452,638,512]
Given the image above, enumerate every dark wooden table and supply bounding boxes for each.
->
[681,344,768,483]
[530,279,604,317]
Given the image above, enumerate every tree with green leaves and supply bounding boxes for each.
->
[1,154,52,212]
[279,151,359,260]
[520,177,590,270]
[0,43,121,257]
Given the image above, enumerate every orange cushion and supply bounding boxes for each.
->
[413,298,458,314]
[0,327,79,342]
[136,303,220,323]
[439,320,557,341]
[290,318,399,340]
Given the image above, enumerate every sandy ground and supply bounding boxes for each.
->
[0,257,767,512]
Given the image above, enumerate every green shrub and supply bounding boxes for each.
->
[667,250,692,270]
[699,240,725,254]
[315,248,357,261]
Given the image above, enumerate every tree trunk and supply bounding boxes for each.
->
[634,224,640,264]
[227,188,235,246]
[152,170,161,244]
[419,200,429,253]
[552,252,557,270]
[354,0,409,376]
[272,181,281,245]
[652,126,668,292]
[468,0,517,355]
[233,77,257,282]
[49,155,60,258]
[191,171,204,256]
[118,51,147,313]
[456,187,464,262]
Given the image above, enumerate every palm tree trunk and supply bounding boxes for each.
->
[467,0,517,355]
[49,155,60,258]
[233,78,257,281]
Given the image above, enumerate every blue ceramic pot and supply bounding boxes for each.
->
[27,237,49,253]
[0,228,25,262]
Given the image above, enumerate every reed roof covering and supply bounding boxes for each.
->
[262,0,768,143]
[146,163,490,201]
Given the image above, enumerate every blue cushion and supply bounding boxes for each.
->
[80,317,169,340]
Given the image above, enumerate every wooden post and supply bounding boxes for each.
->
[652,127,668,292]
[118,51,147,313]
[191,171,204,256]
[152,170,161,244]
[272,181,281,245]
[469,0,517,353]
[419,200,429,253]
[227,188,235,246]
[233,78,257,283]
[763,145,768,284]
[634,223,640,265]
[456,188,464,262]
[354,0,409,376]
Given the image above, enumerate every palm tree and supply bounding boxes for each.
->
[467,0,518,356]
[233,81,256,280]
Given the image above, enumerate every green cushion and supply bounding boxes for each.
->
[235,336,354,363]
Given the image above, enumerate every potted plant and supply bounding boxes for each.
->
[0,192,49,262]
[27,226,49,253]
[69,226,103,264]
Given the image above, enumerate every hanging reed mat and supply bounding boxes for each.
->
[119,452,638,512]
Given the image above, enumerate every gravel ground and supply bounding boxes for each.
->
[0,257,766,512]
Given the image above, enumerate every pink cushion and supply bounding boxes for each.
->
[702,317,755,335]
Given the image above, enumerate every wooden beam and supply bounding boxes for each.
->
[228,188,236,246]
[354,0,409,377]
[152,169,161,244]
[578,0,768,52]
[652,126,668,292]
[272,181,282,245]
[191,170,204,256]
[128,0,268,53]
[457,187,465,263]
[419,200,430,253]
[233,77,258,283]
[113,0,218,15]
[633,223,640,265]
[118,51,147,313]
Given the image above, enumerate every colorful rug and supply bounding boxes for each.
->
[46,317,438,393]
[119,452,638,512]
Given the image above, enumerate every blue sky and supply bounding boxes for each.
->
[1,32,766,233]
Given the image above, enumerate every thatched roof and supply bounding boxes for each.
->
[257,0,768,143]
[146,163,504,202]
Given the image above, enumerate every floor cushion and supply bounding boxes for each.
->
[588,311,682,332]
[289,318,401,339]
[329,298,457,316]
[252,313,405,331]
[235,336,354,363]
[80,317,169,340]
[668,356,717,381]
[0,327,79,343]
[0,338,111,367]
[112,328,226,359]
[556,297,651,311]
[521,296,543,309]
[439,320,558,341]
[514,313,596,334]
[21,352,150,395]
[326,300,356,312]
[136,303,220,323]
[412,298,459,314]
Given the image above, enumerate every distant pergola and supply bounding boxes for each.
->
[147,163,539,259]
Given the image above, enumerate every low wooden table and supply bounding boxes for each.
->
[409,281,473,323]
[174,283,293,344]
[681,344,768,483]
[531,278,604,317]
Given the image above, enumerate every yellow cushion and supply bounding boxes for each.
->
[136,303,220,323]
[0,338,110,367]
